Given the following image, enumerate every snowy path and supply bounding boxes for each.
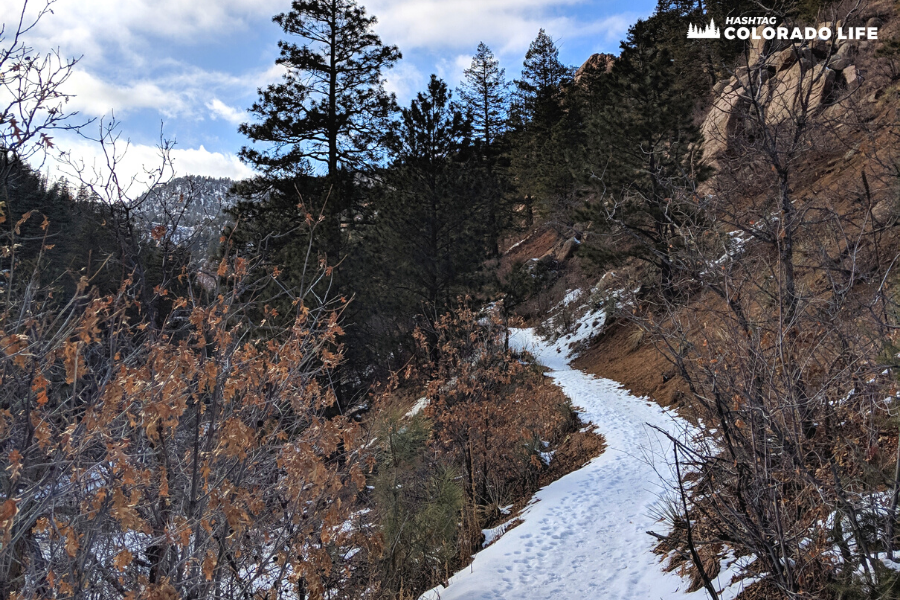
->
[422,328,744,600]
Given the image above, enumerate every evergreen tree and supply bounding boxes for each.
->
[364,76,495,324]
[512,29,572,127]
[507,30,577,221]
[238,0,401,261]
[339,76,513,369]
[388,75,470,171]
[578,20,708,296]
[458,43,509,147]
[239,0,401,177]
[0,158,123,301]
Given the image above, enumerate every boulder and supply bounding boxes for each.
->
[772,47,798,72]
[748,37,767,66]
[700,79,746,159]
[873,199,897,224]
[836,43,856,61]
[556,237,581,262]
[843,64,859,86]
[822,42,856,71]
[867,17,884,29]
[829,57,851,71]
[768,62,834,124]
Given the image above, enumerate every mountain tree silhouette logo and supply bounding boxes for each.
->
[687,19,721,38]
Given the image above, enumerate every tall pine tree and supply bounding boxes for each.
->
[363,76,496,326]
[458,43,509,147]
[508,30,577,221]
[240,0,401,177]
[512,29,572,127]
[237,0,401,261]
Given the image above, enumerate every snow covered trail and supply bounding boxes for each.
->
[422,328,744,600]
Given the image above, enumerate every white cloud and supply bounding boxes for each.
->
[435,54,474,93]
[207,98,246,124]
[253,63,289,88]
[170,144,254,179]
[1,0,285,64]
[66,70,190,117]
[570,14,635,44]
[44,135,254,192]
[366,0,627,55]
[51,62,275,136]
[384,62,425,102]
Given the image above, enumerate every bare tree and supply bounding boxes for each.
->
[0,0,84,176]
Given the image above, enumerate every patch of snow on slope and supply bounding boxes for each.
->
[406,397,430,417]
[483,518,520,548]
[558,289,583,307]
[420,327,752,600]
[547,306,606,361]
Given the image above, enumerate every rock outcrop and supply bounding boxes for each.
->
[556,236,581,262]
[700,32,863,162]
[574,53,615,83]
[767,62,835,124]
[700,79,747,159]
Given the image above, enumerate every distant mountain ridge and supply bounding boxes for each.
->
[137,175,239,257]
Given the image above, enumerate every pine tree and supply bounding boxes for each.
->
[237,0,401,262]
[458,43,509,147]
[388,75,470,171]
[578,19,708,296]
[366,76,494,318]
[512,29,572,126]
[507,30,577,221]
[239,0,401,177]
[0,158,129,305]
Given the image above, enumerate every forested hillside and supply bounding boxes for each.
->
[2,0,900,597]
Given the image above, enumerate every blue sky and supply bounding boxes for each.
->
[3,0,655,183]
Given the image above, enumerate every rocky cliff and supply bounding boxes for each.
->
[700,7,894,162]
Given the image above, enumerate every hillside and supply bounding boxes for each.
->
[4,0,900,597]
[479,1,900,597]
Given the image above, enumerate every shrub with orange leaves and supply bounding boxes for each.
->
[421,303,571,512]
[0,252,377,599]
[369,300,574,597]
